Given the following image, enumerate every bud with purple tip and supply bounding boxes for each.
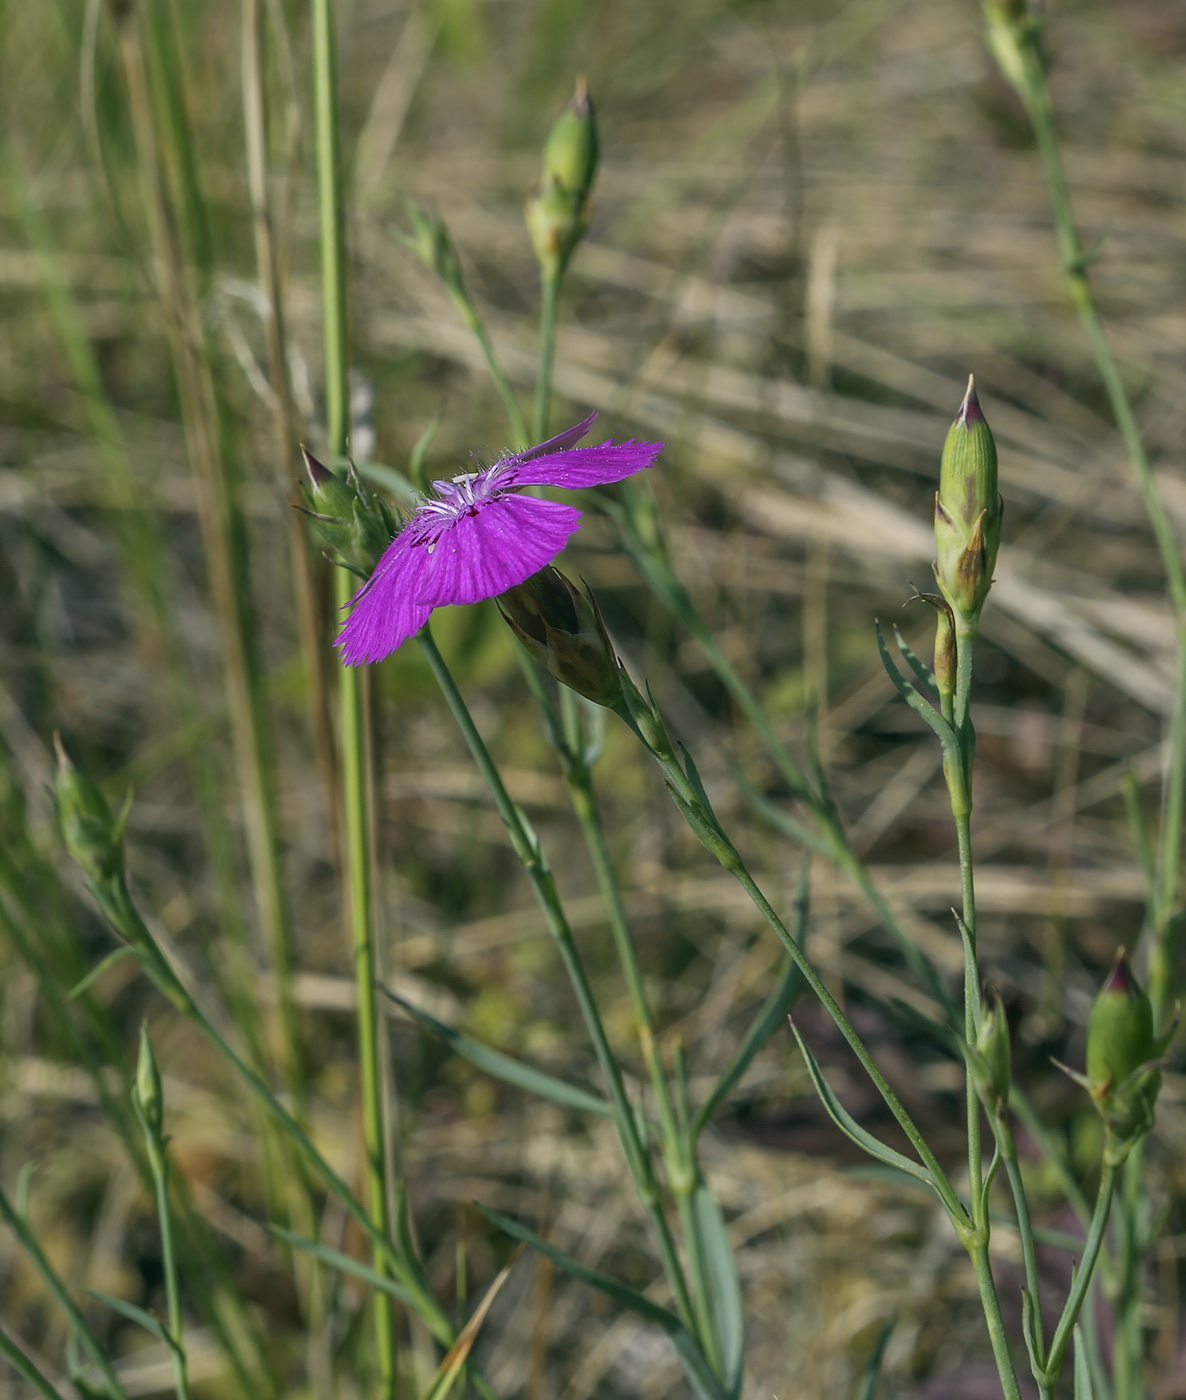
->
[934,377,1002,628]
[1075,951,1171,1162]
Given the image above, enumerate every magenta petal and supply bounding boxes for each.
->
[414,495,583,608]
[517,410,598,461]
[336,535,433,664]
[510,437,664,489]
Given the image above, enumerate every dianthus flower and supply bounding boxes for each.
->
[337,412,663,664]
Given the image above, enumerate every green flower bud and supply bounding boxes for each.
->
[301,447,398,580]
[134,1023,164,1139]
[499,567,628,715]
[525,80,599,280]
[399,201,466,296]
[934,377,1002,627]
[1084,951,1164,1159]
[1087,952,1156,1088]
[974,996,1012,1113]
[54,735,127,885]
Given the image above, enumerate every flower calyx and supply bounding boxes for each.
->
[499,567,629,716]
[300,446,398,580]
[933,376,1002,630]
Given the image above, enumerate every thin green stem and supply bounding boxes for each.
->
[148,1142,191,1400]
[417,628,700,1338]
[969,1243,1024,1400]
[1043,1164,1119,1384]
[615,507,955,1015]
[312,0,397,1390]
[1112,1153,1145,1400]
[1003,1151,1045,1373]
[534,272,561,441]
[641,737,966,1224]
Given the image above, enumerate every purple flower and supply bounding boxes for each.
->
[337,412,663,664]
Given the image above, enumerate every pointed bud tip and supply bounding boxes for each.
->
[956,375,984,428]
[301,446,333,487]
[1103,949,1134,996]
[53,731,70,771]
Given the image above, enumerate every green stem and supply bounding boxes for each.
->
[534,271,561,441]
[417,628,700,1338]
[148,1141,191,1400]
[1003,1150,1045,1374]
[312,0,397,1390]
[555,692,721,1374]
[1043,1164,1119,1385]
[0,1326,68,1400]
[617,510,955,1016]
[969,1243,1024,1400]
[1112,1153,1145,1400]
[641,738,966,1225]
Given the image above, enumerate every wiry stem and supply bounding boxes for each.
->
[311,0,397,1392]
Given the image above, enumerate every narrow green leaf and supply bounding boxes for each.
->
[790,1025,937,1191]
[875,624,957,752]
[853,1312,896,1400]
[693,861,808,1136]
[85,1291,170,1348]
[354,458,418,505]
[270,1228,419,1310]
[383,988,610,1118]
[476,1206,726,1400]
[690,1181,743,1398]
[66,947,136,1001]
[893,624,937,697]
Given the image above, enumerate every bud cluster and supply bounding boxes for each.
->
[934,377,1002,630]
[525,80,600,281]
[300,448,398,581]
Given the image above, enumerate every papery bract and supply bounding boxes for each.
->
[337,412,662,664]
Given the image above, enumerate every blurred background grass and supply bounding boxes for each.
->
[1,0,1186,1396]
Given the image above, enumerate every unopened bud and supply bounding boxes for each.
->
[54,736,126,885]
[525,80,599,280]
[300,448,398,580]
[134,1024,164,1138]
[499,567,627,714]
[1082,951,1164,1159]
[974,996,1012,1113]
[934,377,1001,626]
[399,201,466,294]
